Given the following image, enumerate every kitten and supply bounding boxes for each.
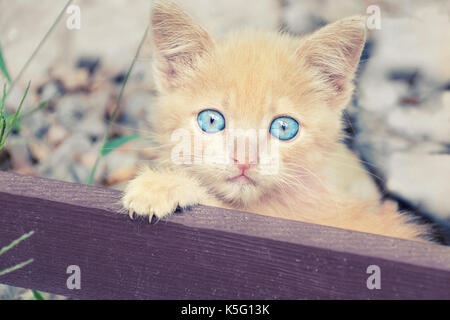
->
[122,1,430,241]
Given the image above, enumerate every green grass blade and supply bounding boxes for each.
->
[0,258,33,276]
[32,290,44,300]
[5,112,22,133]
[101,133,141,157]
[0,230,35,256]
[0,118,5,144]
[86,155,100,186]
[0,83,6,115]
[0,45,11,83]
[0,231,35,277]
[86,25,149,185]
[0,81,30,149]
[0,84,6,144]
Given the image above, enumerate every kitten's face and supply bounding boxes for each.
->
[150,2,365,206]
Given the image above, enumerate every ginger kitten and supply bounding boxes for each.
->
[123,1,429,241]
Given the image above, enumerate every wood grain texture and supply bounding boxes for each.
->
[0,171,449,299]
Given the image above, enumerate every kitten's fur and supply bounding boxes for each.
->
[123,1,429,241]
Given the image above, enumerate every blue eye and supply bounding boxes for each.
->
[197,109,225,133]
[270,116,299,141]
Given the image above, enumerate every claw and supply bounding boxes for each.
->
[149,213,154,224]
[129,208,135,220]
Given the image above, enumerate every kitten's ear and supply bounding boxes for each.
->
[151,1,214,92]
[298,16,366,107]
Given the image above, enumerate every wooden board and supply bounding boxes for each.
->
[0,171,449,299]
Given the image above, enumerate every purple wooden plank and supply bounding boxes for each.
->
[0,171,449,299]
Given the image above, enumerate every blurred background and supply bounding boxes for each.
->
[0,0,449,299]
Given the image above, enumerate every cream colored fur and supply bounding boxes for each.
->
[122,1,430,242]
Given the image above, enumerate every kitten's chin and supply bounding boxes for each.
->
[226,174,256,185]
[213,179,264,207]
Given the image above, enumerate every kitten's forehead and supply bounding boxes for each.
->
[195,31,313,117]
[223,90,296,127]
[212,34,300,85]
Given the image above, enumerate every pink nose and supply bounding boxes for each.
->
[237,163,251,172]
[233,157,253,172]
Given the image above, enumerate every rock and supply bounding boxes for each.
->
[76,56,100,76]
[28,140,51,163]
[0,148,12,171]
[76,151,98,168]
[22,111,50,139]
[56,91,108,133]
[55,94,88,130]
[2,136,36,175]
[105,166,137,187]
[387,152,450,219]
[46,123,70,148]
[37,80,65,103]
[50,65,90,91]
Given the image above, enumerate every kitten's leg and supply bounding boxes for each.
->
[122,167,213,220]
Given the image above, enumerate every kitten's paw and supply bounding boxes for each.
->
[122,169,202,221]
